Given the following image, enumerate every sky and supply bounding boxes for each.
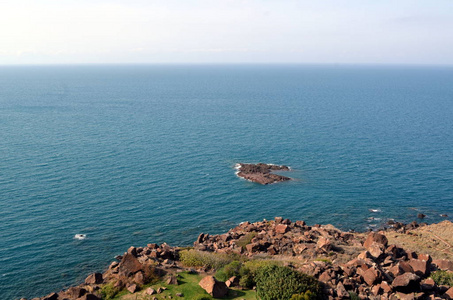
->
[0,0,452,65]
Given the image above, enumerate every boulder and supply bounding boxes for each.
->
[118,253,143,277]
[316,237,332,252]
[42,293,58,300]
[433,259,453,271]
[363,267,381,285]
[336,282,348,298]
[127,283,137,293]
[166,275,179,285]
[145,288,156,295]
[275,224,288,234]
[363,232,388,249]
[225,276,239,287]
[408,259,429,277]
[65,286,86,298]
[445,287,453,299]
[199,276,229,298]
[392,273,421,293]
[85,273,103,285]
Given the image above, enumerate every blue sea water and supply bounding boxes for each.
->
[0,64,452,299]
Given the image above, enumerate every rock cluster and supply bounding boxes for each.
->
[26,243,180,300]
[236,163,291,184]
[22,218,453,300]
[195,217,453,299]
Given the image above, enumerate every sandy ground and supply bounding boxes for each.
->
[386,220,453,260]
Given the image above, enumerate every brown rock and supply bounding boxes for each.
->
[127,283,137,293]
[134,271,145,285]
[408,259,429,277]
[380,281,392,293]
[42,293,58,300]
[445,287,453,299]
[336,282,348,298]
[392,273,420,293]
[166,275,179,285]
[199,276,229,298]
[145,288,156,295]
[316,237,332,252]
[225,276,239,287]
[420,278,436,291]
[127,246,137,257]
[118,253,143,277]
[433,259,453,271]
[363,267,381,286]
[363,232,388,249]
[318,271,333,283]
[65,286,86,298]
[85,273,103,285]
[275,224,288,234]
[368,243,384,259]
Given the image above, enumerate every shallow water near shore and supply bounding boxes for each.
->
[0,64,452,299]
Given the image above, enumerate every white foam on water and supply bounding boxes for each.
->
[74,234,86,240]
[369,209,382,213]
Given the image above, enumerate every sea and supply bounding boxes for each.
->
[0,64,452,299]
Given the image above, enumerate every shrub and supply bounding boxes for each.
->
[349,292,360,300]
[216,260,242,281]
[431,270,453,286]
[255,265,321,300]
[100,283,120,300]
[236,232,257,249]
[290,291,315,300]
[179,249,232,270]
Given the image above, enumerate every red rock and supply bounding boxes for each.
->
[318,271,333,283]
[118,253,143,277]
[380,281,392,293]
[127,283,137,293]
[166,275,178,285]
[316,237,332,252]
[421,278,436,291]
[392,273,420,293]
[134,271,145,285]
[275,224,288,234]
[408,259,429,277]
[225,276,239,287]
[127,246,137,257]
[371,284,381,296]
[368,243,384,259]
[417,253,432,263]
[199,276,229,298]
[42,293,58,300]
[363,232,388,249]
[65,287,86,298]
[433,259,453,271]
[145,288,156,295]
[336,282,348,298]
[363,267,381,285]
[85,273,103,284]
[445,287,453,299]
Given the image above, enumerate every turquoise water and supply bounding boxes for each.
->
[0,65,452,299]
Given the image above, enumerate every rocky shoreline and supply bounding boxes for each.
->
[235,163,292,185]
[24,218,453,300]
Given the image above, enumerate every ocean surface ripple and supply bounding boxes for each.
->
[0,65,452,299]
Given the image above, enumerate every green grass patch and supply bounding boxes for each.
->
[179,250,235,270]
[114,272,256,300]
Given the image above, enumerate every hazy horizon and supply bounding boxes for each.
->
[1,0,453,65]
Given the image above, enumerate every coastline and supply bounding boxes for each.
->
[25,218,453,300]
